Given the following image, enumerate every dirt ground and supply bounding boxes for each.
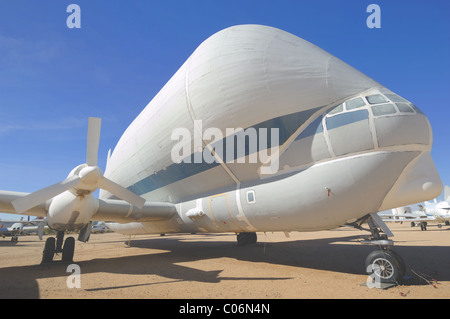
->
[0,222,449,299]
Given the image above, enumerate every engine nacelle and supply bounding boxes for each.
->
[47,191,97,231]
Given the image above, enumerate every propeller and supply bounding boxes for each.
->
[12,117,145,214]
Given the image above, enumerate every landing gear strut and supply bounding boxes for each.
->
[41,231,75,264]
[40,223,91,264]
[348,213,406,287]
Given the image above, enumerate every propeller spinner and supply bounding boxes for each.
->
[12,117,145,214]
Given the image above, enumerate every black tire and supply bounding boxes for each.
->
[365,250,403,285]
[42,237,55,264]
[388,249,406,278]
[237,232,257,246]
[62,237,75,263]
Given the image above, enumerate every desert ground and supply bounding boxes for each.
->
[0,222,449,299]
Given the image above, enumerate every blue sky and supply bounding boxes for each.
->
[0,0,449,220]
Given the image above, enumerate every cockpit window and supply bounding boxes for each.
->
[384,93,408,103]
[328,103,343,115]
[410,104,425,115]
[371,103,397,116]
[345,97,365,110]
[395,102,414,113]
[366,94,388,104]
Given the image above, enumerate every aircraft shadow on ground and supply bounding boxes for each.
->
[1,233,449,298]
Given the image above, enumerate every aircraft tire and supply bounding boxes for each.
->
[237,232,257,246]
[62,237,75,263]
[387,249,406,278]
[41,237,55,264]
[365,250,403,285]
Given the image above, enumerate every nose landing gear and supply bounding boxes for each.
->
[347,213,406,288]
[365,249,405,287]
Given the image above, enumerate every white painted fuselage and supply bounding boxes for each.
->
[101,25,442,235]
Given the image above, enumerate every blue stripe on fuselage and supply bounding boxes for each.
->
[127,108,369,196]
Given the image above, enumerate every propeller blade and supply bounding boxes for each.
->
[86,117,102,166]
[12,175,81,213]
[37,222,45,240]
[98,177,145,209]
[106,148,112,168]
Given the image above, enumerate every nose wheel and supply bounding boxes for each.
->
[365,249,405,286]
[41,231,75,264]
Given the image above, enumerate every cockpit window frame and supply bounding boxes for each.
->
[326,92,419,119]
[345,97,366,110]
[371,103,397,116]
[328,103,344,116]
[366,94,389,105]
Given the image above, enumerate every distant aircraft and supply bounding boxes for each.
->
[91,222,108,233]
[0,216,46,241]
[380,186,450,230]
[0,25,443,285]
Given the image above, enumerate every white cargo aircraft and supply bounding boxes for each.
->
[380,187,450,230]
[0,25,443,285]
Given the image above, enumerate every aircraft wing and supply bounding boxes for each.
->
[378,212,436,223]
[91,198,177,223]
[0,191,48,218]
[0,218,46,226]
[0,190,177,223]
[384,216,437,223]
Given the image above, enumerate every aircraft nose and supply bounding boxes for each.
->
[374,95,443,209]
[379,152,442,211]
[369,92,431,148]
[367,90,443,210]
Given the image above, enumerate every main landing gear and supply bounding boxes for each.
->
[41,223,91,264]
[350,213,406,287]
[41,231,75,264]
[236,232,257,246]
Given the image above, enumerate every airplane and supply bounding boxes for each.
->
[380,186,450,230]
[0,25,443,286]
[0,216,46,241]
[91,222,109,234]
